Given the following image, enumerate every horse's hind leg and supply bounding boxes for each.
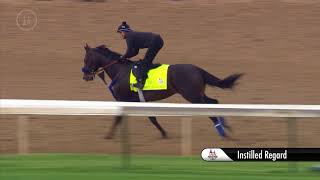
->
[180,88,230,138]
[203,96,232,137]
[149,116,168,138]
[105,116,122,139]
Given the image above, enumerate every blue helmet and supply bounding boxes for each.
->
[117,21,132,33]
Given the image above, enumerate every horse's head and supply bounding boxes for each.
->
[82,44,99,81]
[82,43,117,81]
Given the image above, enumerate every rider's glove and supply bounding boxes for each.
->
[119,56,126,62]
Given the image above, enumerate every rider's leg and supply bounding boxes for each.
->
[144,37,163,65]
[135,36,164,89]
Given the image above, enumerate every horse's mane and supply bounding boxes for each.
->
[94,45,134,64]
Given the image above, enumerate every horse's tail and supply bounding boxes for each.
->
[200,68,243,89]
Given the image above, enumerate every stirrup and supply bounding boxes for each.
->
[133,82,144,89]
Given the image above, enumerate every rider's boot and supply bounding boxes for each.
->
[134,62,149,89]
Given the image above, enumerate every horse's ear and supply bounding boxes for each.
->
[103,45,111,51]
[97,44,107,50]
[84,43,90,51]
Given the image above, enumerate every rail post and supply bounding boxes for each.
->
[120,115,130,169]
[17,116,29,154]
[288,117,297,172]
[181,117,192,156]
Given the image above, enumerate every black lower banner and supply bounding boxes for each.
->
[201,148,320,161]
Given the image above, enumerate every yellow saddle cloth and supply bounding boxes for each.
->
[130,64,170,92]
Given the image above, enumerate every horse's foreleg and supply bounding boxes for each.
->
[148,116,168,138]
[105,116,123,139]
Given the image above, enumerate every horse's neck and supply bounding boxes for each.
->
[99,51,131,80]
[105,63,130,80]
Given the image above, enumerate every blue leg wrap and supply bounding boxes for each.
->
[218,117,226,127]
[214,117,225,137]
[108,80,117,99]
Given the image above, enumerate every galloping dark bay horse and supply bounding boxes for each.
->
[82,44,243,139]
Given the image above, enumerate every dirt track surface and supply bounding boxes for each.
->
[1,0,320,154]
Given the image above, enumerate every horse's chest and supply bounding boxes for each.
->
[108,78,130,100]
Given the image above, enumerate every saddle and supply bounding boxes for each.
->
[131,61,161,78]
[129,62,170,92]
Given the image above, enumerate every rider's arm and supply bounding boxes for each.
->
[122,38,139,59]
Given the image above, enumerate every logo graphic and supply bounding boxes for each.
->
[208,149,218,160]
[201,148,233,161]
[158,78,163,84]
[16,9,38,31]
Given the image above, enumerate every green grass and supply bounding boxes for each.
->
[0,154,319,180]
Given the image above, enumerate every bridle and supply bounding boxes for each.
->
[82,60,119,85]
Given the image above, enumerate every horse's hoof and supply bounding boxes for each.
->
[223,134,238,141]
[224,125,233,132]
[162,133,168,139]
[104,135,113,139]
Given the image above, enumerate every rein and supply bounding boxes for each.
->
[95,60,118,75]
[95,60,119,86]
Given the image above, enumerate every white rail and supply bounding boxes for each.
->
[1,98,319,160]
[1,99,320,117]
